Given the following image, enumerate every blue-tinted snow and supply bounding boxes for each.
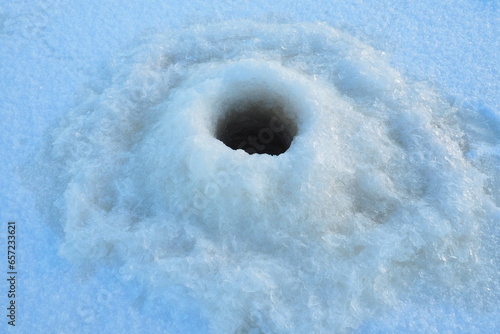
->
[0,0,498,333]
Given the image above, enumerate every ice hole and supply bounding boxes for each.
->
[216,98,298,156]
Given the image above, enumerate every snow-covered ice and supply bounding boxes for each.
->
[1,1,498,333]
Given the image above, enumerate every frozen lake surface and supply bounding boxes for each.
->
[1,1,498,333]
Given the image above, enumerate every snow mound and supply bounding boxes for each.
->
[37,21,497,333]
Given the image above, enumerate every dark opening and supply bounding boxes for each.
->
[216,98,298,156]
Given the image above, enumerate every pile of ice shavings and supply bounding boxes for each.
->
[38,21,498,333]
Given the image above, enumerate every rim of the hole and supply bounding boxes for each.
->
[215,98,298,156]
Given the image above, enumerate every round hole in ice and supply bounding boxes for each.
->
[216,98,298,156]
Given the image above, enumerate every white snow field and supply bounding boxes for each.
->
[1,1,498,333]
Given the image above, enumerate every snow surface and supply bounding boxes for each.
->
[1,1,499,333]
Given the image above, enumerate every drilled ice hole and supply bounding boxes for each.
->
[216,98,298,156]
